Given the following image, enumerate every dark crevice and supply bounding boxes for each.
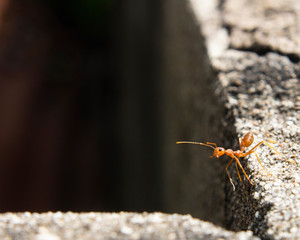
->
[229,44,300,63]
[218,0,227,11]
[223,24,232,36]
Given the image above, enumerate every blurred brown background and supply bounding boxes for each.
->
[0,0,162,212]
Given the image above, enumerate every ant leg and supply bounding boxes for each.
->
[253,151,272,176]
[243,141,295,163]
[233,156,254,185]
[263,141,295,163]
[225,158,235,191]
[242,141,263,157]
[235,162,242,182]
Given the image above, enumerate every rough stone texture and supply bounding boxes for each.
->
[160,0,300,238]
[193,0,300,239]
[223,0,300,59]
[0,212,258,240]
[214,51,300,239]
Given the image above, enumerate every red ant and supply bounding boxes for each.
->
[176,132,294,190]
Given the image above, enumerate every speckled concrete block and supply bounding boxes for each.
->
[0,212,257,240]
[191,0,300,239]
[213,50,300,239]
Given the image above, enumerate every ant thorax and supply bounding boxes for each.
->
[233,150,243,158]
[225,149,234,155]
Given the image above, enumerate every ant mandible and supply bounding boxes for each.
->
[176,131,294,191]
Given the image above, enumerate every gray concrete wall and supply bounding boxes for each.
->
[162,0,300,238]
[161,0,226,226]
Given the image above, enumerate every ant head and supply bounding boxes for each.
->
[212,147,225,158]
[200,143,225,158]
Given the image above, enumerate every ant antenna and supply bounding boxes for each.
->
[176,141,216,150]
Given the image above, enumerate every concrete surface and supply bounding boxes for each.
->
[0,212,257,240]
[194,0,300,239]
[223,0,300,59]
[213,50,300,239]
[163,0,300,239]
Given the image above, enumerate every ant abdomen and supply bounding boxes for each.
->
[241,132,254,147]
